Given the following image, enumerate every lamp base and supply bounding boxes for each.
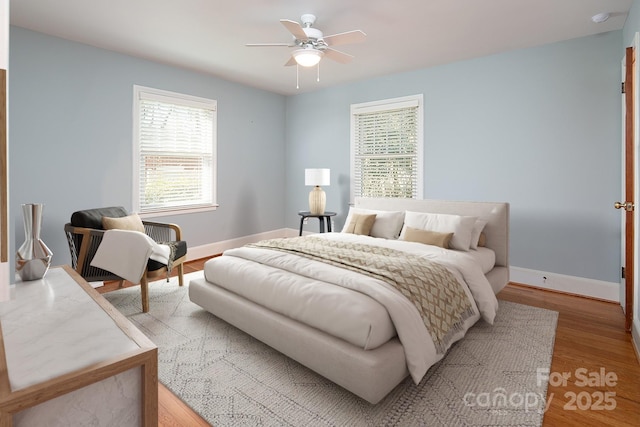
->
[309,186,326,215]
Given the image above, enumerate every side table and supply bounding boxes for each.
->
[298,211,337,236]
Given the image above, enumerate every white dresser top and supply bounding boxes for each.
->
[0,267,140,391]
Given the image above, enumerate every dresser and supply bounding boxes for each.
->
[0,266,157,426]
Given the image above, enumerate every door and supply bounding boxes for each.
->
[617,45,636,332]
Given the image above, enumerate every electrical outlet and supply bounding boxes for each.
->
[303,218,308,224]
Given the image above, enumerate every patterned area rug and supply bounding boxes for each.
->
[104,272,558,426]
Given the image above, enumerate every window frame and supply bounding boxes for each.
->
[349,94,424,203]
[132,85,218,217]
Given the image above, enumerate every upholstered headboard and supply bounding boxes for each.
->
[355,197,510,292]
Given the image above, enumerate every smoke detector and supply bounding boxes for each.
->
[591,13,610,23]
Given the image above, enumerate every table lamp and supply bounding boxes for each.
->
[305,168,330,215]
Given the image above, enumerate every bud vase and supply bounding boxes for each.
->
[16,203,53,281]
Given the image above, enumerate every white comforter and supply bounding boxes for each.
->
[205,233,498,384]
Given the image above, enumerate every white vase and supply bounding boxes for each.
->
[16,203,53,281]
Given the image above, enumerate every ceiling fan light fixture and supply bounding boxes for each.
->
[293,48,323,67]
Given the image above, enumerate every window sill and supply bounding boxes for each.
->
[139,205,219,218]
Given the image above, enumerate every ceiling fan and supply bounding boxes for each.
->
[246,14,366,68]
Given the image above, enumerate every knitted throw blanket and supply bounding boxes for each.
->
[249,236,475,353]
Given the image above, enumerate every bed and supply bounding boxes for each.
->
[189,197,509,404]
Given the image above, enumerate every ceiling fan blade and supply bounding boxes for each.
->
[245,43,294,47]
[322,30,366,47]
[284,56,297,66]
[280,19,307,40]
[324,48,354,64]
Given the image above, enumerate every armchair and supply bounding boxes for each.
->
[64,206,187,312]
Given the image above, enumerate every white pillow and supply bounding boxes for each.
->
[342,208,405,239]
[400,211,478,251]
[470,218,488,250]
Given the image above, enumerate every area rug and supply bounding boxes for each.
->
[104,272,558,426]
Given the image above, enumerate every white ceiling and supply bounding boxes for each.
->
[10,0,633,95]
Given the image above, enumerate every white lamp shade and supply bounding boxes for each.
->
[293,48,323,67]
[305,168,330,186]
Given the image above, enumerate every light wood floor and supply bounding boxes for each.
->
[98,258,640,426]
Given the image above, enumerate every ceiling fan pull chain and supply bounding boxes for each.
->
[296,64,299,89]
[317,62,320,82]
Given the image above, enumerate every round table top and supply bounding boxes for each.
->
[298,211,337,217]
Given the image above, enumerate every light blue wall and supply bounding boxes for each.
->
[9,27,286,268]
[9,25,626,285]
[286,31,623,283]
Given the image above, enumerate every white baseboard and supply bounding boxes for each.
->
[186,228,298,261]
[509,266,620,302]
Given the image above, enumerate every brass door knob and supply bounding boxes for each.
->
[614,201,635,211]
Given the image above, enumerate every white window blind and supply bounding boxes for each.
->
[133,86,217,214]
[350,95,423,201]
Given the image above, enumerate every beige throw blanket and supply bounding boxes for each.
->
[249,236,475,353]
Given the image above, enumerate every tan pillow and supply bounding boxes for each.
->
[477,232,487,247]
[344,213,377,235]
[402,227,453,248]
[102,213,145,233]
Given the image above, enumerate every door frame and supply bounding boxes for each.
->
[0,0,8,299]
[622,33,640,347]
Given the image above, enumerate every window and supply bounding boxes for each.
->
[350,94,423,201]
[133,86,217,215]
